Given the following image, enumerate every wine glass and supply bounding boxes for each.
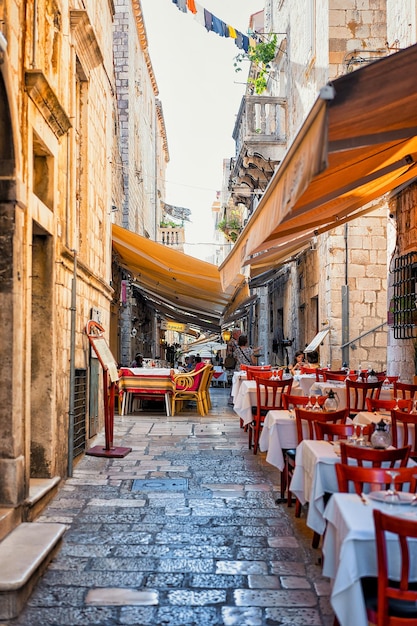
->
[313,396,322,411]
[306,395,313,411]
[356,424,366,446]
[384,470,400,505]
[393,396,400,411]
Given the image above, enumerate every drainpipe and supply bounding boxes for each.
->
[68,251,77,477]
[341,224,350,366]
[31,0,37,68]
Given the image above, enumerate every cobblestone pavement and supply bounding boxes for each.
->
[5,387,335,626]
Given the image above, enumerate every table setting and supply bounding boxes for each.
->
[323,492,417,626]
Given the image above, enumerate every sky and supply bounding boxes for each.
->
[140,0,262,261]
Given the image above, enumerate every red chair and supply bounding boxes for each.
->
[335,464,417,495]
[391,409,417,460]
[393,381,417,402]
[282,394,310,410]
[299,366,318,374]
[339,442,411,468]
[314,421,374,442]
[322,371,347,382]
[248,377,293,455]
[346,378,383,417]
[362,509,417,626]
[366,397,412,412]
[246,369,273,381]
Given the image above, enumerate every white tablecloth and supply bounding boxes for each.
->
[308,381,393,410]
[290,438,417,535]
[233,379,302,427]
[289,440,340,534]
[354,410,407,447]
[231,371,247,400]
[294,374,317,395]
[258,410,297,470]
[323,492,417,626]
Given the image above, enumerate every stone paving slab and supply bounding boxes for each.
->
[3,388,335,626]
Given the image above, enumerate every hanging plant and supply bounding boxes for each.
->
[234,35,277,95]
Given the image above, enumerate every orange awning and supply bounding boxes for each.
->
[220,43,417,289]
[112,224,244,331]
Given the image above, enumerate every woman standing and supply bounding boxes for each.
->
[233,334,256,369]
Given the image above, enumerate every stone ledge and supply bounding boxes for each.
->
[0,522,66,619]
[24,477,61,522]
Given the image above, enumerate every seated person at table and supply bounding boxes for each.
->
[176,356,206,391]
[306,350,320,367]
[291,350,305,375]
[130,352,143,368]
[233,334,257,368]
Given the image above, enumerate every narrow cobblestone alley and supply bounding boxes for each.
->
[4,388,334,626]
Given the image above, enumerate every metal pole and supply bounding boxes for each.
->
[68,252,77,477]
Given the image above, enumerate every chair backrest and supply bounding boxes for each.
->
[373,508,417,626]
[322,371,347,382]
[254,377,293,414]
[335,464,417,495]
[173,364,212,392]
[390,409,417,453]
[282,394,310,410]
[245,365,272,380]
[247,369,273,381]
[294,407,348,443]
[393,381,417,401]
[314,421,354,441]
[365,397,412,412]
[339,442,411,467]
[299,366,318,375]
[346,379,383,416]
[315,367,329,382]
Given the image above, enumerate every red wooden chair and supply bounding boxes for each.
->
[390,409,417,460]
[299,366,318,374]
[248,376,293,455]
[361,509,417,626]
[366,397,412,412]
[335,464,417,495]
[393,381,417,402]
[281,394,310,410]
[314,421,374,442]
[322,371,347,382]
[346,378,383,417]
[339,442,411,468]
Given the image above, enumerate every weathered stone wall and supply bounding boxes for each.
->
[0,0,117,508]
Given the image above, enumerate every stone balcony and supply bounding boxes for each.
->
[229,95,288,209]
[159,227,185,251]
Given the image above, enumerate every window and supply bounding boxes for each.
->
[33,132,54,210]
[390,251,417,339]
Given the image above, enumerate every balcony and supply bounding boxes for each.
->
[159,227,185,251]
[229,95,288,209]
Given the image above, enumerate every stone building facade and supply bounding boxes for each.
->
[0,0,124,542]
[111,0,170,366]
[229,0,393,372]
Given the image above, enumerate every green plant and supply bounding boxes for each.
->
[160,220,181,228]
[234,35,277,95]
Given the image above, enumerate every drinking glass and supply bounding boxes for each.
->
[306,395,314,411]
[356,424,366,446]
[384,470,400,505]
[393,396,400,411]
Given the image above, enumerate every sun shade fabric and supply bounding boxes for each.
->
[219,43,417,289]
[112,224,241,329]
[304,328,330,354]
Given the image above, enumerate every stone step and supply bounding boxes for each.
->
[0,508,20,543]
[24,477,61,522]
[0,522,66,619]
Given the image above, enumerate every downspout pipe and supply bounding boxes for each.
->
[68,251,77,477]
[341,224,350,366]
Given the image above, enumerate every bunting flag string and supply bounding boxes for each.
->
[171,0,256,52]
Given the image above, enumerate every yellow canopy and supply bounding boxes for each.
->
[112,224,243,331]
[220,44,417,288]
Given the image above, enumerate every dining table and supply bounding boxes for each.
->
[118,367,177,416]
[322,492,417,626]
[308,380,393,409]
[232,377,303,427]
[289,435,417,536]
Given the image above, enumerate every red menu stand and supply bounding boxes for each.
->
[85,320,131,458]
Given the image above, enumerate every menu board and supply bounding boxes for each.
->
[90,336,119,382]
